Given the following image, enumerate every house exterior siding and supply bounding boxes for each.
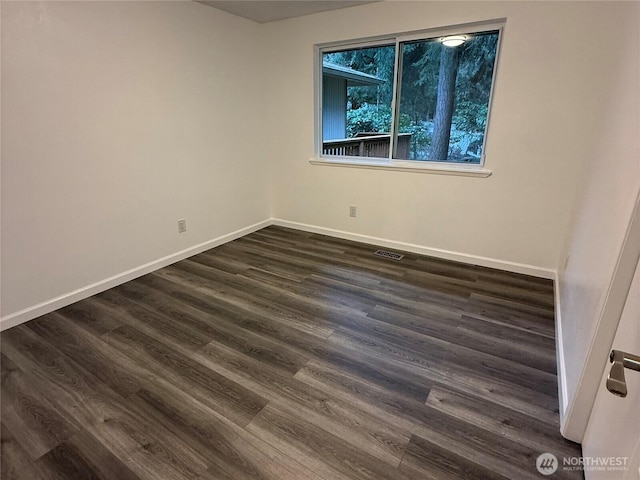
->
[322,75,346,140]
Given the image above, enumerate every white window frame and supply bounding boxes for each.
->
[312,19,505,177]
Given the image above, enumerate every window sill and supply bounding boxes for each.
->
[309,157,492,177]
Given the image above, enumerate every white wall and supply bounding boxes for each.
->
[263,1,631,274]
[1,1,270,324]
[556,2,640,441]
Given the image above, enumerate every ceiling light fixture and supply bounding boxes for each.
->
[440,35,467,47]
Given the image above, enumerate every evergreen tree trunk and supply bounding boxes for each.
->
[430,46,460,160]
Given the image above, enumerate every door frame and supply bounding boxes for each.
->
[561,191,640,441]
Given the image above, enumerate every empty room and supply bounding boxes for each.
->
[1,1,639,479]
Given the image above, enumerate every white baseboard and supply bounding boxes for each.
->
[555,271,570,434]
[1,217,556,332]
[0,219,271,331]
[272,218,555,279]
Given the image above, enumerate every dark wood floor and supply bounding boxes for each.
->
[1,226,583,479]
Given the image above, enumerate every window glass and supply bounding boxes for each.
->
[394,30,500,163]
[321,45,395,157]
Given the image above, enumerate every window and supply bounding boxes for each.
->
[316,22,503,172]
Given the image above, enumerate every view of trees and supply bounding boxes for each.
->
[323,31,499,162]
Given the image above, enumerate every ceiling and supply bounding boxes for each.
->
[198,1,378,24]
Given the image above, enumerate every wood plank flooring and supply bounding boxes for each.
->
[1,226,583,479]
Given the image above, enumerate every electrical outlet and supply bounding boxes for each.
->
[178,219,187,233]
[349,205,357,217]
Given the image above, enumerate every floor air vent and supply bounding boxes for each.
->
[374,250,404,261]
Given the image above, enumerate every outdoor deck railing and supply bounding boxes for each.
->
[322,133,412,159]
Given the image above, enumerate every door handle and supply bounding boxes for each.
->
[607,350,640,397]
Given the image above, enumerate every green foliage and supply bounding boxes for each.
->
[452,32,497,137]
[453,100,488,132]
[398,121,431,160]
[345,104,416,135]
[346,103,392,137]
[400,40,440,122]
